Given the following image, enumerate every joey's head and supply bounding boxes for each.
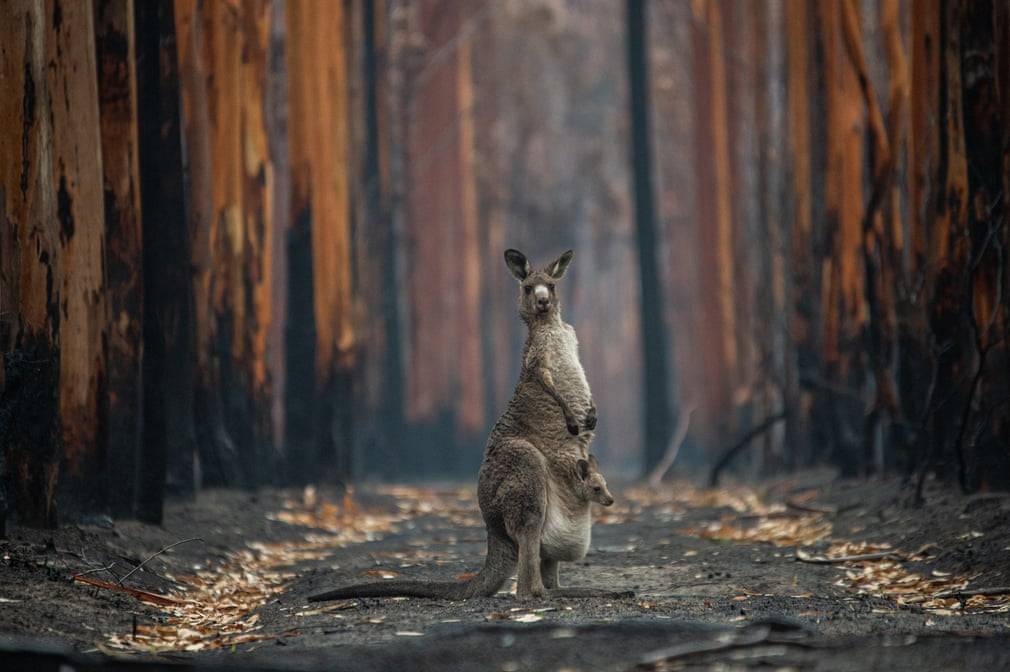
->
[576,455,614,507]
[504,249,574,324]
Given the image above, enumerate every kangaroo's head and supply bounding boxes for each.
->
[504,249,574,323]
[576,455,614,507]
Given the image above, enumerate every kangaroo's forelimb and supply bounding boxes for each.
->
[533,360,580,436]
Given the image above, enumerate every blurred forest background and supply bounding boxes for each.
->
[1,0,1009,528]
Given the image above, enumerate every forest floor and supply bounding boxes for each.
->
[2,472,1010,671]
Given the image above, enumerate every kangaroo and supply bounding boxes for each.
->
[309,249,631,602]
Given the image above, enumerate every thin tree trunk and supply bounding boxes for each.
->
[785,0,815,468]
[692,0,734,447]
[94,0,144,518]
[0,0,61,529]
[174,0,239,488]
[135,0,195,522]
[627,0,673,470]
[286,0,355,484]
[455,25,485,440]
[48,0,110,518]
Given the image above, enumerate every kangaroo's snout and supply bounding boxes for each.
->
[534,284,551,313]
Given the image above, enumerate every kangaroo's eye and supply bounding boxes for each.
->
[547,283,555,291]
[524,286,532,294]
[594,486,601,492]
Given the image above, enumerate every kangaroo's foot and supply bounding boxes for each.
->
[517,583,548,600]
[584,403,597,431]
[548,587,635,599]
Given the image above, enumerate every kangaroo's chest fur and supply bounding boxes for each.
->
[534,323,590,406]
[507,320,594,452]
[541,483,592,561]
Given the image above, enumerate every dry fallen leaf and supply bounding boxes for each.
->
[105,490,421,653]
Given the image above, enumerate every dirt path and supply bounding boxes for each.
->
[2,476,1009,670]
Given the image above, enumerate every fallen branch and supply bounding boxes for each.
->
[709,411,789,486]
[72,575,185,607]
[646,404,696,488]
[794,548,900,564]
[932,586,1010,600]
[119,537,204,584]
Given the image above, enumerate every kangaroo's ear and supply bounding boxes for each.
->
[576,458,590,481]
[504,249,531,281]
[587,453,599,471]
[547,250,574,279]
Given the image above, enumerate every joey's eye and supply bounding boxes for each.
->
[547,283,555,291]
[594,486,601,492]
[524,286,532,294]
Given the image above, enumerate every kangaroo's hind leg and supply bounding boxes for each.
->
[540,558,560,589]
[480,437,549,599]
[511,525,546,599]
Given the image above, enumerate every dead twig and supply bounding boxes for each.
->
[72,562,122,583]
[72,575,185,607]
[119,537,204,584]
[646,404,695,488]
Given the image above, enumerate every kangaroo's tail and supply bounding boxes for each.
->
[308,533,516,601]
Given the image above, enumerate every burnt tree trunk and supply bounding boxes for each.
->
[47,0,111,520]
[94,0,144,518]
[135,0,196,521]
[174,0,240,487]
[286,0,356,485]
[0,0,61,529]
[627,0,673,470]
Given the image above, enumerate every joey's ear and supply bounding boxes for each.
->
[587,453,599,471]
[547,250,574,279]
[577,458,590,481]
[504,249,531,281]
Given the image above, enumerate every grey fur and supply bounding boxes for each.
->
[308,250,631,602]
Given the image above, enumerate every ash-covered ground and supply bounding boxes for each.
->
[2,474,1009,671]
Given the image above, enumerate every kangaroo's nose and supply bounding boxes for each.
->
[537,296,550,309]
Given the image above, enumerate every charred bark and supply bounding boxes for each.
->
[135,0,196,521]
[94,0,143,518]
[627,0,673,470]
[0,0,62,529]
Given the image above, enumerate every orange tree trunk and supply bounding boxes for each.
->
[47,0,110,519]
[285,0,355,483]
[203,0,275,488]
[173,0,240,486]
[691,0,736,447]
[0,0,62,529]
